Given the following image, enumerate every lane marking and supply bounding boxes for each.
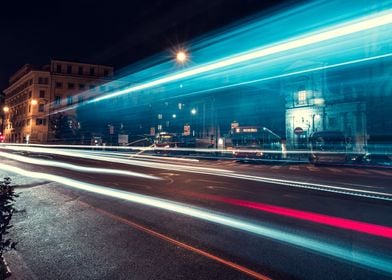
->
[289,166,300,171]
[306,166,319,172]
[346,168,369,175]
[369,169,391,176]
[326,168,342,173]
[80,201,272,280]
[270,166,281,170]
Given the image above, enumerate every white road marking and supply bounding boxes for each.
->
[369,169,391,176]
[271,166,282,170]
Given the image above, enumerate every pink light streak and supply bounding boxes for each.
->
[187,192,392,239]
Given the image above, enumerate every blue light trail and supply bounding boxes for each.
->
[91,10,392,103]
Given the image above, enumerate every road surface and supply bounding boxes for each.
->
[0,146,391,279]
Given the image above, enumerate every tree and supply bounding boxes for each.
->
[50,113,81,143]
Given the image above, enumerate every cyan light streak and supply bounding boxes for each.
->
[91,10,392,103]
[1,163,392,275]
[0,151,160,180]
[174,53,392,98]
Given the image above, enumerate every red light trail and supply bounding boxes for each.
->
[187,192,392,239]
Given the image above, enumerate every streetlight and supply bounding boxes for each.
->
[31,99,38,106]
[190,108,197,115]
[3,106,9,113]
[176,50,188,64]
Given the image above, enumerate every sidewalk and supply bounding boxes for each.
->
[3,180,247,280]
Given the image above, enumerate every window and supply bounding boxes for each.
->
[55,96,61,105]
[89,85,95,90]
[68,83,75,89]
[67,96,73,105]
[39,90,45,98]
[78,66,83,75]
[38,77,45,84]
[157,114,163,119]
[56,64,62,73]
[38,104,45,112]
[298,90,307,105]
[29,91,32,98]
[36,118,43,125]
[90,67,95,76]
[79,84,85,90]
[55,82,63,88]
[67,65,72,74]
[78,96,84,103]
[104,69,109,76]
[27,119,30,126]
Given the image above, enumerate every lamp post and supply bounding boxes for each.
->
[2,106,9,140]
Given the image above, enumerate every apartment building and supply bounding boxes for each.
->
[3,60,113,143]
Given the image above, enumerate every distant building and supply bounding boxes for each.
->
[3,60,114,143]
[283,56,392,153]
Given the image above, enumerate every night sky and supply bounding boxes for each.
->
[0,0,291,91]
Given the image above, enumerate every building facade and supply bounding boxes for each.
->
[3,60,113,143]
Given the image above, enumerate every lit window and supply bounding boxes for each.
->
[298,90,307,104]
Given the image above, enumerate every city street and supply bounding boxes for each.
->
[1,147,391,279]
[1,1,392,279]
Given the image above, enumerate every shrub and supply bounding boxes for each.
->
[0,177,18,278]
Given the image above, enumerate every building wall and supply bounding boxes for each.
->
[283,60,368,152]
[3,60,114,144]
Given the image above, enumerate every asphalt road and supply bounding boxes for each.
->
[1,147,392,280]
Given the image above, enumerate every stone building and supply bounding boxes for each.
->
[3,60,113,143]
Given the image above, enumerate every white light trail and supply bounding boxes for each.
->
[1,163,391,274]
[1,145,391,201]
[0,151,160,180]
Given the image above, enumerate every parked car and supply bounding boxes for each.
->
[356,153,392,167]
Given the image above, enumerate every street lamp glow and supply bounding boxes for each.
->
[172,114,177,118]
[191,108,197,115]
[3,106,9,113]
[31,99,38,106]
[176,51,187,63]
